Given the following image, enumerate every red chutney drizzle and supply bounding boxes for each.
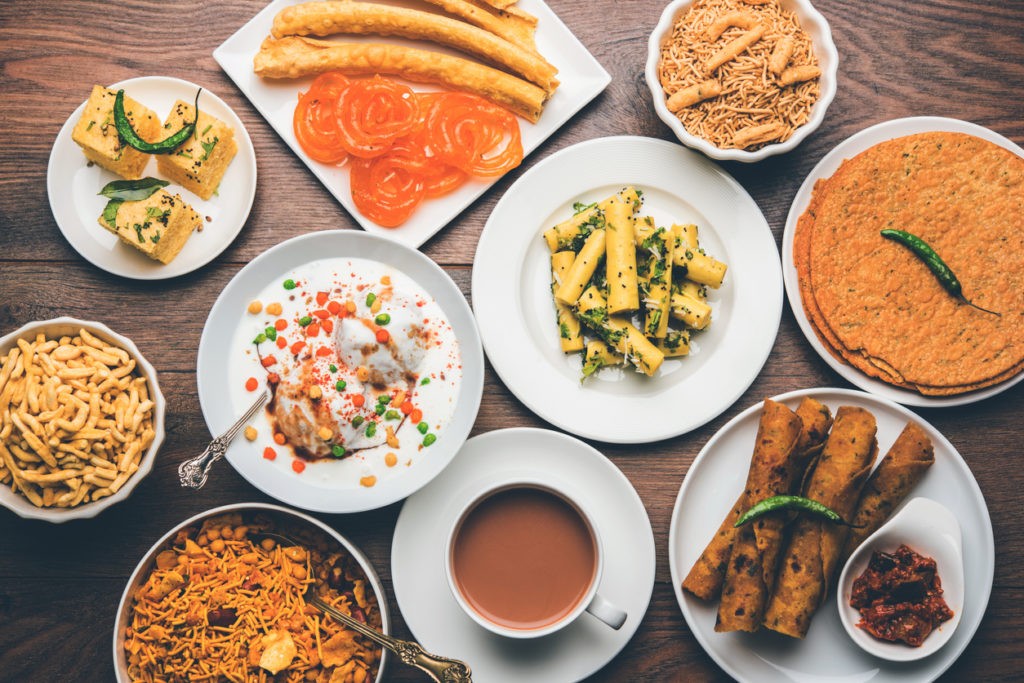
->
[850,544,953,647]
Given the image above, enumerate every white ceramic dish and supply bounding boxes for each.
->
[112,502,390,682]
[48,76,257,279]
[196,230,484,513]
[669,388,994,683]
[645,0,838,162]
[782,116,1024,407]
[0,317,165,522]
[472,136,782,444]
[392,428,655,682]
[837,497,965,662]
[213,0,611,248]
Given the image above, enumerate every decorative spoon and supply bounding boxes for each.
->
[178,388,270,489]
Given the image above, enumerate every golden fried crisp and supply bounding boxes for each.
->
[794,131,1024,395]
[254,36,548,122]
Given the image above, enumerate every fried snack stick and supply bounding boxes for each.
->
[763,406,878,638]
[271,2,559,92]
[254,37,548,122]
[683,398,831,602]
[839,421,934,564]
[420,0,538,52]
[715,400,809,632]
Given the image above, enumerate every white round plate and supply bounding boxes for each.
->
[392,428,655,682]
[48,76,257,279]
[196,230,484,513]
[669,388,994,683]
[782,116,1024,407]
[472,136,782,444]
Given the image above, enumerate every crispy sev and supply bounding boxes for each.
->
[124,513,382,683]
[657,0,820,150]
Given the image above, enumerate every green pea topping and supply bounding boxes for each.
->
[253,333,267,344]
[329,364,338,373]
[365,292,376,307]
[283,279,296,290]
[365,422,377,438]
[299,316,313,327]
[351,416,364,427]
[374,313,391,326]
[335,380,346,391]
[375,404,387,416]
[264,327,277,341]
[423,433,437,447]
[331,444,347,458]
[377,394,391,405]
[385,409,400,420]
[417,421,429,434]
[420,377,431,385]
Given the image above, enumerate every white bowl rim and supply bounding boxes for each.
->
[0,316,166,522]
[644,0,839,162]
[111,501,391,682]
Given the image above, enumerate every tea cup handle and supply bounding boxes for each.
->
[586,593,627,630]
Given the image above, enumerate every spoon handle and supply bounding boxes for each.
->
[178,388,270,489]
[307,593,472,682]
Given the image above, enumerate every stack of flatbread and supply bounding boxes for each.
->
[253,0,558,122]
[793,131,1024,396]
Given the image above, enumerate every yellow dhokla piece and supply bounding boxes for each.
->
[156,100,237,200]
[71,85,161,179]
[98,189,201,264]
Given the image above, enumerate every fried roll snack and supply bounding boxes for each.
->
[715,399,803,632]
[839,421,934,564]
[763,406,878,638]
[420,0,538,52]
[254,37,548,122]
[271,2,559,92]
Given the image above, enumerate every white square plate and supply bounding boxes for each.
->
[213,0,611,247]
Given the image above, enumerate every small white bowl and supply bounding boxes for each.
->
[837,497,965,662]
[0,317,165,522]
[645,0,839,162]
[113,503,390,682]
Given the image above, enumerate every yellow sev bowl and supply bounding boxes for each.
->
[0,317,165,523]
[645,0,839,162]
[113,502,391,682]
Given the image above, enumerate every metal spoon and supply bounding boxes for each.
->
[257,531,472,683]
[178,388,270,489]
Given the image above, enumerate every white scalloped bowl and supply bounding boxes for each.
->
[645,0,839,162]
[0,317,165,522]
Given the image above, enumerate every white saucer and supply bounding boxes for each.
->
[391,428,655,682]
[48,76,257,279]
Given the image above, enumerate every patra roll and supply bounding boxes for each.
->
[763,406,878,638]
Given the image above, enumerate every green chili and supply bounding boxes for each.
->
[880,229,1000,316]
[114,89,200,154]
[734,495,862,528]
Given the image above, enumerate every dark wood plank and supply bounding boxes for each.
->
[1,0,1023,681]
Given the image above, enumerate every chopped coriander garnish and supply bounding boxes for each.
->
[417,421,429,434]
[283,279,296,290]
[335,380,346,391]
[298,315,312,326]
[422,433,437,447]
[331,444,346,458]
[384,409,400,420]
[365,422,377,438]
[374,313,391,326]
[351,416,364,427]
[365,292,376,307]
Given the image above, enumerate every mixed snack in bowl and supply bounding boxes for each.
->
[0,318,164,521]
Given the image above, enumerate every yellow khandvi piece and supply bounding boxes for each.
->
[674,223,699,250]
[671,291,712,330]
[554,229,605,306]
[551,251,584,353]
[604,188,642,315]
[675,249,728,289]
[656,329,691,357]
[581,340,623,380]
[638,226,673,338]
[543,204,604,252]
[575,286,663,376]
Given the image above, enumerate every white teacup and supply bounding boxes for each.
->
[445,477,627,638]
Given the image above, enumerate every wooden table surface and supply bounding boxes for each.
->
[1,1,1022,681]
